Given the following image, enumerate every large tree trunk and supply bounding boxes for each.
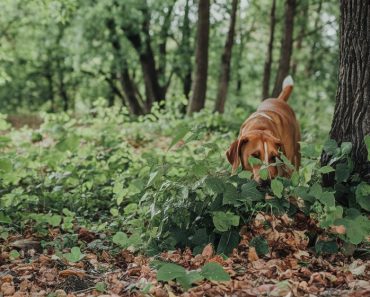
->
[322,0,370,181]
[187,0,210,115]
[261,0,276,100]
[214,0,238,114]
[271,0,296,98]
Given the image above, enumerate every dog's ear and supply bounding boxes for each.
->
[226,137,248,172]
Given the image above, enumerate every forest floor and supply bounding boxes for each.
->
[1,213,369,297]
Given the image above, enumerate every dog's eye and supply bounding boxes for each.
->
[269,156,276,163]
[252,153,260,159]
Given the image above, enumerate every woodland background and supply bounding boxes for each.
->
[0,0,369,296]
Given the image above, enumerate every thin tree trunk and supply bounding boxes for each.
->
[119,66,145,115]
[106,17,144,115]
[214,0,238,113]
[306,0,323,75]
[181,0,192,100]
[291,1,309,76]
[271,0,296,98]
[262,0,276,99]
[235,19,255,95]
[57,66,68,112]
[187,0,210,115]
[123,2,165,109]
[45,59,55,112]
[322,0,370,181]
[158,1,175,94]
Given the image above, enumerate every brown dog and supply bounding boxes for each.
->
[226,76,300,183]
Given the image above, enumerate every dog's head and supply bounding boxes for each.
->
[226,130,284,183]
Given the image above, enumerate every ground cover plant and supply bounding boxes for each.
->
[0,102,369,296]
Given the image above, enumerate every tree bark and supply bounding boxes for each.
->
[322,0,370,181]
[271,0,296,98]
[291,1,309,76]
[306,0,323,75]
[181,0,192,100]
[44,56,55,112]
[187,0,210,115]
[235,19,255,95]
[123,2,165,109]
[158,1,175,93]
[214,0,238,114]
[262,0,276,100]
[106,18,144,115]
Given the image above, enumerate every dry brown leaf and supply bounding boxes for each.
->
[329,225,346,234]
[1,283,15,296]
[10,239,41,250]
[348,260,367,276]
[59,269,86,278]
[201,243,213,259]
[248,247,259,262]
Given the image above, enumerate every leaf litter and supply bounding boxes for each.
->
[1,213,369,297]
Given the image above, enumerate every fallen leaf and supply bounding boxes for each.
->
[248,247,259,262]
[201,243,214,259]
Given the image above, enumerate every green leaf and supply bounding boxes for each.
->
[259,168,269,180]
[241,181,264,201]
[315,240,338,255]
[222,183,240,205]
[177,271,202,290]
[280,154,295,170]
[168,123,189,149]
[48,215,62,227]
[95,282,106,293]
[335,215,369,244]
[271,179,283,198]
[212,212,240,232]
[0,158,12,173]
[201,262,230,281]
[340,142,352,155]
[0,212,11,224]
[356,182,370,211]
[319,165,335,174]
[323,139,338,155]
[56,134,80,152]
[112,232,129,248]
[309,183,322,198]
[63,247,85,263]
[216,230,240,255]
[335,163,351,183]
[147,168,164,187]
[250,236,269,256]
[9,249,20,260]
[205,176,225,194]
[290,171,299,186]
[157,263,186,282]
[319,191,335,207]
[110,208,119,217]
[238,171,252,179]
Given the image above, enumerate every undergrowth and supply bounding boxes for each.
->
[0,100,369,257]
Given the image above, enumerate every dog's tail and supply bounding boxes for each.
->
[277,75,294,101]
